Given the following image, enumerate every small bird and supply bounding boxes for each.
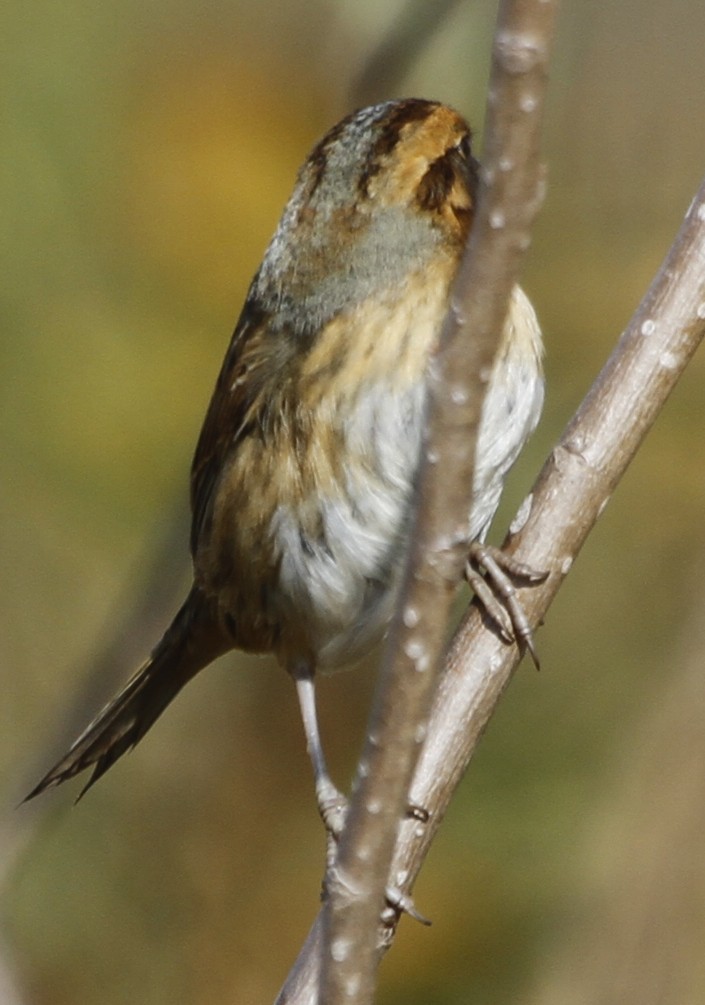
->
[27,99,544,830]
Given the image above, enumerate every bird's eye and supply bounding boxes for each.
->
[455,134,472,160]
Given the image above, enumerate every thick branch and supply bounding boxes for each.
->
[286,3,561,1005]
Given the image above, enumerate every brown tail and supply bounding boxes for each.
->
[25,586,231,802]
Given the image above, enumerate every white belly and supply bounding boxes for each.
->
[272,285,543,669]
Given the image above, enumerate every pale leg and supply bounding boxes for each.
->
[293,665,347,838]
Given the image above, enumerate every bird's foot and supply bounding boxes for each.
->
[319,787,431,926]
[466,542,547,667]
[317,778,348,842]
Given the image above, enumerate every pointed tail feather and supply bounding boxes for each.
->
[25,586,231,801]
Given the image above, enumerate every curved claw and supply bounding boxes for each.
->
[466,543,548,668]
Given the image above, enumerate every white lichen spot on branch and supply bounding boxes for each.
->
[494,29,547,74]
[403,606,420,628]
[404,638,431,673]
[660,350,678,370]
[489,208,506,229]
[344,975,361,998]
[414,722,427,744]
[519,92,538,113]
[404,639,424,661]
[331,939,352,963]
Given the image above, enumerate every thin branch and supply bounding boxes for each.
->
[350,0,466,107]
[311,3,561,1005]
[276,175,705,1005]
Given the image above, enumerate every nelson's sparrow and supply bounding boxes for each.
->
[27,99,544,831]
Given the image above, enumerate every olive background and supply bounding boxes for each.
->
[4,2,705,1003]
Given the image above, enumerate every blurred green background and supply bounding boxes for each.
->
[4,2,705,1003]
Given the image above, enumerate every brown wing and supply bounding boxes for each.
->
[189,294,297,555]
